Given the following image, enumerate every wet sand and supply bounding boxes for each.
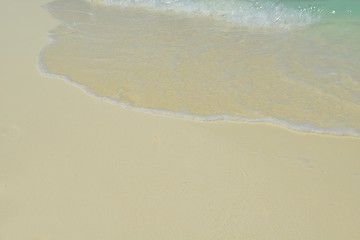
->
[1,1,360,239]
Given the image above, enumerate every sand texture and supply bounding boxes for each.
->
[1,1,360,239]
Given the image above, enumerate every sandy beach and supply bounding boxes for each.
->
[1,1,360,239]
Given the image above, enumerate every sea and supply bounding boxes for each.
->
[40,0,360,136]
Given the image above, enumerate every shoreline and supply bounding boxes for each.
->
[41,0,360,138]
[1,1,360,239]
[37,46,360,138]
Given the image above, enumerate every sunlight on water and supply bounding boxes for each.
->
[89,0,321,28]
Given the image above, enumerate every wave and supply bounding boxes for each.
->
[88,0,321,28]
[38,53,359,138]
[41,0,360,137]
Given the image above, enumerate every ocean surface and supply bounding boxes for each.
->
[40,0,360,136]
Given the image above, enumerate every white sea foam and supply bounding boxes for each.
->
[89,0,320,28]
[123,105,360,137]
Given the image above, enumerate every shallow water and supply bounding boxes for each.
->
[41,0,360,136]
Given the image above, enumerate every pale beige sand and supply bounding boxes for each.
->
[1,1,360,239]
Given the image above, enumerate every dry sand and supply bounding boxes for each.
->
[1,1,360,239]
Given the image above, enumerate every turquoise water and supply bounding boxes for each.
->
[93,0,360,26]
[41,0,360,136]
